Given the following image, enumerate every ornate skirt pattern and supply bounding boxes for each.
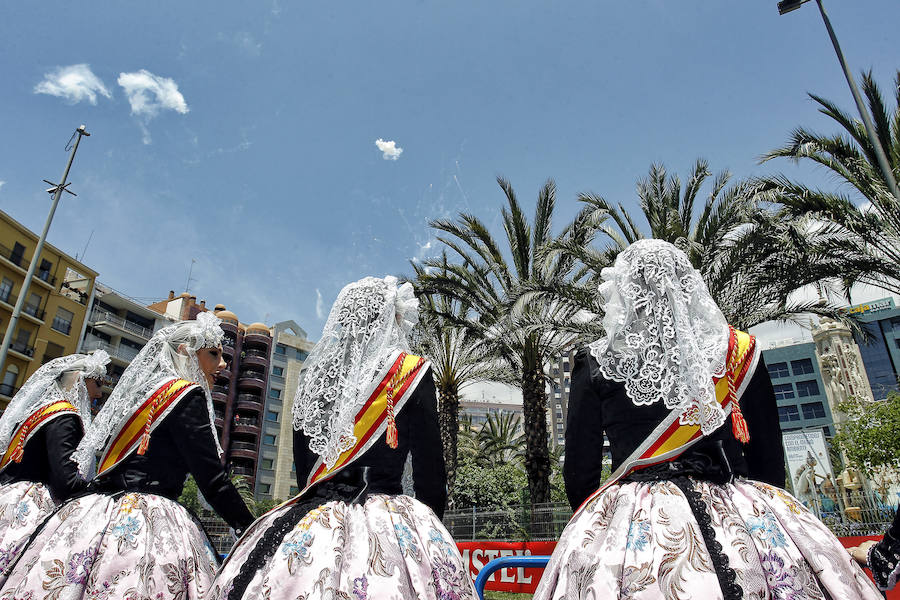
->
[532,479,881,600]
[211,494,476,600]
[0,492,219,600]
[0,482,57,586]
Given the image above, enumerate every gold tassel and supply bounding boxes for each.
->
[732,403,750,444]
[385,419,398,449]
[9,444,24,463]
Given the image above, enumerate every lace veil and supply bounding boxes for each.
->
[588,239,730,434]
[0,350,110,455]
[73,311,225,477]
[291,276,419,468]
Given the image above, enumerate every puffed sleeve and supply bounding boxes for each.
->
[43,414,88,500]
[564,349,607,511]
[869,507,900,591]
[168,390,254,532]
[739,356,786,488]
[408,368,448,518]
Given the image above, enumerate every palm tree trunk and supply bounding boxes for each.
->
[522,366,550,505]
[437,381,459,503]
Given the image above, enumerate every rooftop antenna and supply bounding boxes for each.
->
[77,229,95,263]
[185,258,197,293]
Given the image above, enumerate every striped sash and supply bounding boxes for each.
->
[0,401,80,473]
[576,327,759,515]
[284,351,429,508]
[96,378,198,476]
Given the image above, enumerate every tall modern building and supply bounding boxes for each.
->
[548,349,576,449]
[762,342,836,436]
[1,209,97,409]
[845,298,900,400]
[256,321,313,500]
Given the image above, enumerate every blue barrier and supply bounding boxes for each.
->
[474,555,550,600]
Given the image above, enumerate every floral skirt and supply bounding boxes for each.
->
[0,492,220,600]
[210,494,476,600]
[0,481,58,585]
[532,479,881,600]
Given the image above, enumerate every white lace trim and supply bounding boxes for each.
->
[291,276,419,469]
[0,351,109,455]
[588,240,729,434]
[73,312,225,477]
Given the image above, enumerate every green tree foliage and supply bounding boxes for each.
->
[453,453,528,510]
[832,391,900,478]
[177,474,202,514]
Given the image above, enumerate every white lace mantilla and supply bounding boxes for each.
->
[589,239,729,434]
[292,276,419,469]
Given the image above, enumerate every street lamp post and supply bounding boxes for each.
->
[0,125,90,377]
[777,0,900,204]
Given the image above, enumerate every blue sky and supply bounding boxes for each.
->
[1,1,898,338]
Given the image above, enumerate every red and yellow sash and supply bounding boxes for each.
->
[577,326,759,513]
[96,378,197,476]
[0,401,80,473]
[283,351,428,508]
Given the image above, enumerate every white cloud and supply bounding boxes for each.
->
[117,70,189,144]
[315,288,325,319]
[34,64,111,105]
[375,138,403,161]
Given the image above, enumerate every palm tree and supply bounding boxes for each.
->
[410,265,508,499]
[417,177,589,505]
[477,411,525,469]
[759,70,900,298]
[553,159,851,329]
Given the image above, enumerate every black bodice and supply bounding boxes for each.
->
[292,366,448,518]
[564,348,786,510]
[0,414,87,502]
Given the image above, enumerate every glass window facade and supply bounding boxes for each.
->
[266,410,279,422]
[790,358,814,375]
[796,380,820,397]
[263,434,276,445]
[768,362,789,378]
[773,384,795,400]
[778,406,800,422]
[801,402,826,419]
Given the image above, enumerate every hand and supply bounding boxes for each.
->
[847,540,877,566]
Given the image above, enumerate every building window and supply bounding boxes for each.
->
[767,362,789,378]
[0,277,12,303]
[796,380,820,398]
[275,344,286,355]
[791,358,814,375]
[263,434,276,445]
[266,410,279,422]
[289,486,299,496]
[51,307,74,335]
[801,402,826,419]
[291,461,296,472]
[298,350,309,361]
[268,388,281,399]
[272,366,284,376]
[778,406,800,422]
[259,483,271,494]
[261,458,274,470]
[24,292,42,317]
[556,422,564,430]
[773,384,795,400]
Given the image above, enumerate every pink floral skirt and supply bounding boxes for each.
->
[210,494,476,600]
[533,479,881,600]
[0,492,220,600]
[0,481,58,587]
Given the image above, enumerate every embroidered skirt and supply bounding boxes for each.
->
[0,492,219,600]
[532,479,881,600]
[210,494,476,600]
[0,481,57,585]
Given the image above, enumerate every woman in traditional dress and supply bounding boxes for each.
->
[849,504,900,591]
[0,351,108,579]
[0,312,254,600]
[533,240,880,600]
[211,276,476,600]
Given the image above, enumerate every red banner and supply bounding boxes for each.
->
[460,537,895,597]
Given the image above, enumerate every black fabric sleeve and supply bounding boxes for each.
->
[564,349,607,511]
[739,356,786,488]
[42,415,88,501]
[870,507,900,590]
[292,427,318,491]
[408,368,448,518]
[169,391,254,531]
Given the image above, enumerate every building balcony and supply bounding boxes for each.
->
[0,295,44,325]
[81,338,141,364]
[241,352,268,368]
[88,308,153,342]
[230,447,257,460]
[230,440,258,453]
[231,465,256,477]
[9,341,35,361]
[0,383,18,399]
[212,384,229,395]
[242,332,271,349]
[212,391,228,404]
[236,396,263,413]
[216,369,232,383]
[237,374,266,390]
[0,243,57,289]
